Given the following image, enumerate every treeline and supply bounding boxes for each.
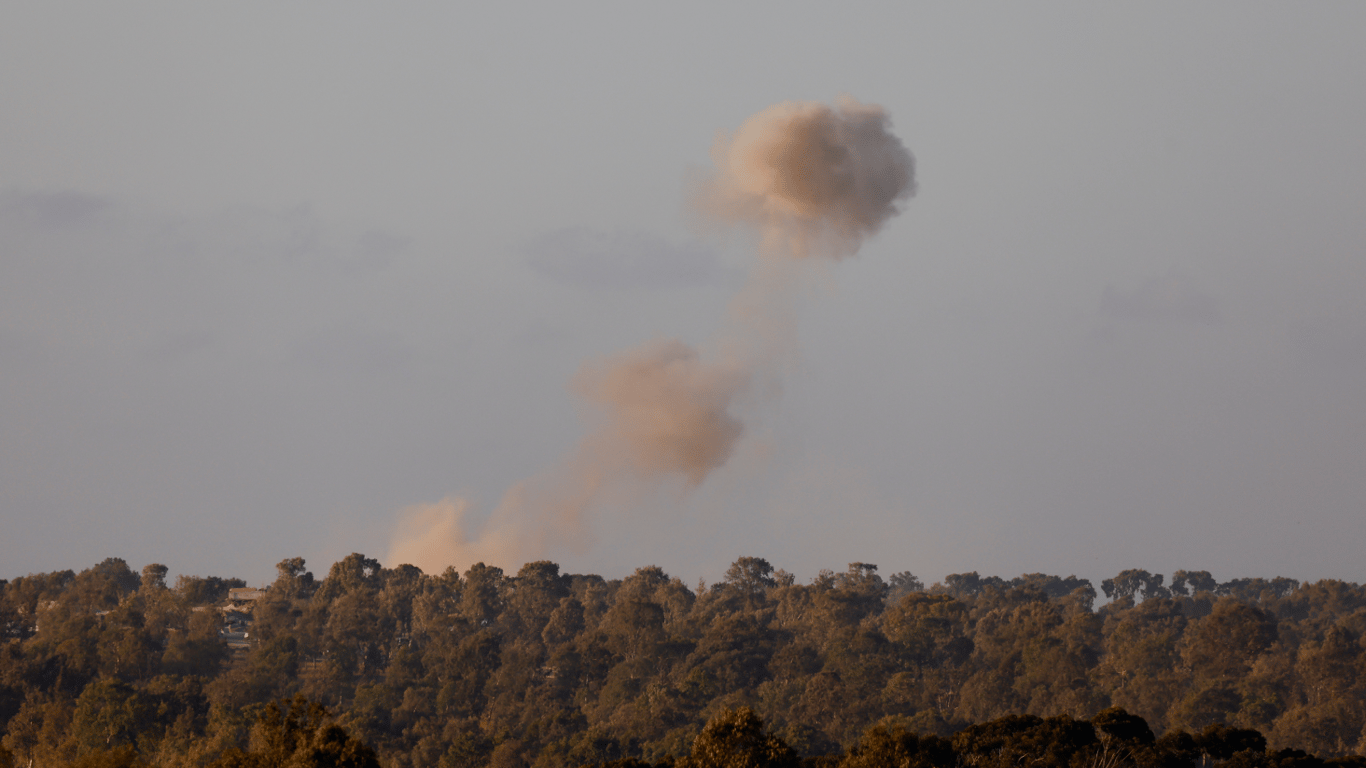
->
[600,705,1366,768]
[0,556,1364,767]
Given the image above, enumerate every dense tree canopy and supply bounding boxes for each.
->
[0,556,1363,767]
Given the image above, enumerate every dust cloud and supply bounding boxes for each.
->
[388,97,915,574]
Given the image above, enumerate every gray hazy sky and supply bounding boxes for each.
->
[3,3,1365,589]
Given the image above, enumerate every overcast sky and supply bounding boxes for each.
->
[3,3,1365,589]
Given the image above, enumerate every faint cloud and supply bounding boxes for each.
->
[0,190,111,229]
[292,327,413,375]
[1099,276,1220,326]
[524,228,727,290]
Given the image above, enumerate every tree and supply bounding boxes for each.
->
[62,560,140,613]
[678,708,798,768]
[1268,702,1362,759]
[835,564,889,608]
[460,563,505,627]
[1010,573,1094,601]
[724,558,777,610]
[94,559,143,599]
[541,597,586,647]
[377,563,426,641]
[678,613,775,714]
[1181,600,1277,683]
[1170,571,1218,597]
[1102,570,1169,604]
[958,597,1102,721]
[1195,724,1267,761]
[174,575,247,605]
[886,572,924,604]
[952,714,1099,768]
[1092,707,1156,746]
[69,679,152,756]
[882,593,972,670]
[66,745,151,768]
[273,557,316,600]
[1296,625,1360,706]
[139,565,169,593]
[1094,597,1189,729]
[505,561,570,637]
[840,722,953,768]
[1170,685,1243,733]
[315,554,382,602]
[209,695,380,768]
[1220,578,1300,603]
[937,572,1005,599]
[431,629,502,718]
[162,607,229,677]
[602,600,667,662]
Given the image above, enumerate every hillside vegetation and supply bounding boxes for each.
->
[1,556,1364,767]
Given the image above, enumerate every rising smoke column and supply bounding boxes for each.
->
[389,97,915,574]
[388,341,750,571]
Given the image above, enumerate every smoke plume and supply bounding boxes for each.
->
[700,97,916,259]
[389,97,915,574]
[575,339,749,485]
